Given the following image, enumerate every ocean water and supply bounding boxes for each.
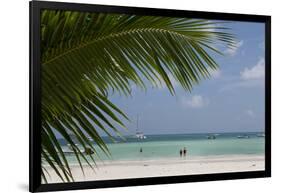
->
[59,132,265,164]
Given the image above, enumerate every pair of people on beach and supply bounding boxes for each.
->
[180,147,187,157]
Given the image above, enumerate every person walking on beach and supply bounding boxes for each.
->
[180,149,183,157]
[183,147,187,157]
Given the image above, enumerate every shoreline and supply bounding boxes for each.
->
[44,154,265,183]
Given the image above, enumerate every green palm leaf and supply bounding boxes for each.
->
[40,10,236,182]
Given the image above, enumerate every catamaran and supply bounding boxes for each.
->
[135,115,147,140]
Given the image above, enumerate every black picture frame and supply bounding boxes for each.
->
[29,1,271,192]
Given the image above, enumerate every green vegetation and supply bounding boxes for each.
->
[40,10,235,182]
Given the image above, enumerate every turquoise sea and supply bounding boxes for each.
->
[59,132,265,164]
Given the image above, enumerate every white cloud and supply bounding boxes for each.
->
[219,79,264,93]
[224,40,243,56]
[245,110,255,118]
[240,58,265,80]
[181,95,208,109]
[207,67,222,79]
[219,57,265,92]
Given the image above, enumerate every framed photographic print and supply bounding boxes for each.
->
[29,0,271,192]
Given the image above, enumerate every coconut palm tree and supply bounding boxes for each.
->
[40,10,235,182]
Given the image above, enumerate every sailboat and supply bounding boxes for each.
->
[257,133,265,137]
[237,134,250,139]
[135,115,147,140]
[136,131,146,140]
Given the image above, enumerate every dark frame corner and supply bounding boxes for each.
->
[29,1,271,192]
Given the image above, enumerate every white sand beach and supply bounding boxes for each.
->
[45,154,265,183]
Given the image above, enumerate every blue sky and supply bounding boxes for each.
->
[109,21,265,135]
